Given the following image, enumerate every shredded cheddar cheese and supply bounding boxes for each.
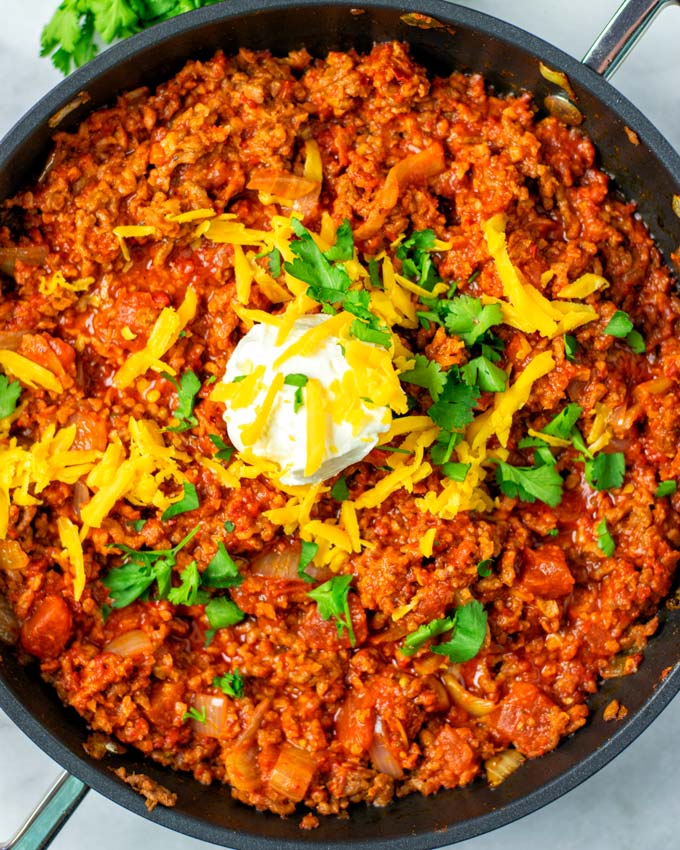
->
[0,351,63,394]
[57,516,86,601]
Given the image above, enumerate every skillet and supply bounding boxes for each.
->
[1,1,680,848]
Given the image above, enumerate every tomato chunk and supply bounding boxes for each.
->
[520,545,575,597]
[20,595,72,659]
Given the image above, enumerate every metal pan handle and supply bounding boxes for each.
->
[0,772,87,850]
[583,0,680,78]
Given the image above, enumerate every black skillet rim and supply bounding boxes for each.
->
[1,1,679,848]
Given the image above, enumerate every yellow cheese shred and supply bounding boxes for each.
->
[0,351,63,394]
[57,516,86,601]
[483,214,598,337]
[113,287,197,389]
[241,372,285,446]
[233,244,253,304]
[304,378,326,477]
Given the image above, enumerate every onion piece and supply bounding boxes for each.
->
[368,717,403,779]
[0,593,19,645]
[485,748,526,787]
[268,742,317,802]
[72,480,91,521]
[235,698,272,747]
[0,245,47,277]
[442,673,497,717]
[246,170,319,200]
[0,540,29,572]
[251,542,301,579]
[0,332,26,351]
[225,744,260,792]
[190,694,228,738]
[104,629,152,658]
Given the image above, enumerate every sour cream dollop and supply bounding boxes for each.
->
[221,314,406,485]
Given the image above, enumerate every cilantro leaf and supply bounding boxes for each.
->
[564,334,578,361]
[431,600,488,663]
[161,482,200,521]
[400,354,446,401]
[255,247,282,277]
[441,461,470,482]
[213,670,245,698]
[286,218,353,295]
[400,616,454,656]
[163,369,201,432]
[205,596,245,630]
[395,229,441,291]
[542,403,583,440]
[584,452,625,491]
[401,600,487,663]
[167,561,208,606]
[461,355,507,393]
[430,429,462,465]
[307,575,356,646]
[443,296,503,346]
[183,706,207,724]
[495,460,563,507]
[655,480,677,498]
[596,518,615,556]
[224,520,235,533]
[331,476,349,502]
[324,219,354,262]
[428,374,480,431]
[41,0,223,75]
[604,311,634,338]
[208,434,234,462]
[202,543,242,588]
[298,541,319,583]
[625,329,646,354]
[102,525,200,608]
[0,375,21,419]
[284,373,308,413]
[477,559,493,577]
[349,318,391,347]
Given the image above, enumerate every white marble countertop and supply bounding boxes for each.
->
[0,1,679,848]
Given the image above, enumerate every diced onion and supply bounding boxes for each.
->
[104,629,152,658]
[0,331,26,351]
[485,748,526,787]
[368,717,403,779]
[0,540,29,572]
[442,673,497,717]
[0,245,47,277]
[190,693,228,738]
[268,742,317,801]
[225,744,260,792]
[251,542,301,579]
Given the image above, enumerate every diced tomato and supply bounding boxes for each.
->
[520,545,575,597]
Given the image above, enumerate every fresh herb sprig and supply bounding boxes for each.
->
[401,600,487,663]
[307,575,356,646]
[41,1,223,75]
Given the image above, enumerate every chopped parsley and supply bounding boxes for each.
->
[298,540,319,583]
[495,460,564,507]
[161,482,200,521]
[428,373,480,432]
[584,452,625,491]
[224,520,235,533]
[400,600,487,663]
[167,561,208,606]
[596,518,615,556]
[130,519,147,533]
[564,334,578,361]
[205,596,245,630]
[162,369,201,432]
[441,461,470,482]
[477,559,493,577]
[395,229,441,292]
[442,296,503,347]
[331,476,349,502]
[460,354,507,393]
[400,354,446,400]
[202,543,242,588]
[0,375,21,419]
[213,670,245,698]
[284,373,308,413]
[103,525,200,609]
[604,310,646,353]
[208,433,235,462]
[286,218,391,347]
[307,574,356,646]
[182,706,207,724]
[655,480,677,498]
